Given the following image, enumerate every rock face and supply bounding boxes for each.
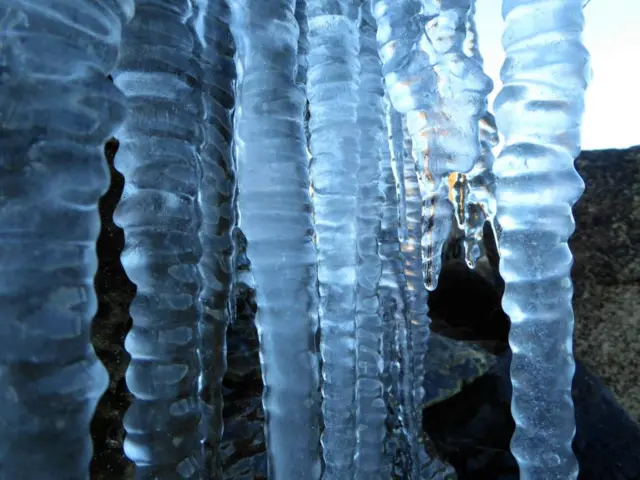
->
[570,146,640,420]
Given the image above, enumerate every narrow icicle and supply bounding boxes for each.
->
[400,119,432,479]
[493,0,589,478]
[378,95,408,477]
[229,1,322,479]
[306,1,361,478]
[372,0,492,291]
[355,2,386,477]
[0,1,132,477]
[386,94,408,242]
[113,1,209,476]
[191,0,237,476]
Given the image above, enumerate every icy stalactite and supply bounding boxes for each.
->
[373,0,492,291]
[306,1,362,477]
[400,120,435,479]
[191,0,237,476]
[230,1,322,478]
[113,0,210,476]
[0,1,133,477]
[386,94,408,242]
[493,0,590,478]
[354,3,387,477]
[446,0,499,269]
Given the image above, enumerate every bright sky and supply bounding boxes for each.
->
[475,0,639,151]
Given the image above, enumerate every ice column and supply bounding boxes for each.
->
[448,0,499,268]
[401,119,431,478]
[0,0,134,480]
[373,0,492,291]
[306,1,361,478]
[355,2,387,477]
[378,95,409,477]
[0,1,132,477]
[493,0,590,478]
[112,1,208,476]
[191,0,237,476]
[229,1,322,478]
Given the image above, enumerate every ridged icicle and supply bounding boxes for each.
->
[355,2,387,477]
[0,1,133,477]
[306,1,361,478]
[230,1,322,478]
[493,0,590,478]
[113,1,207,476]
[191,0,237,476]
[372,0,492,291]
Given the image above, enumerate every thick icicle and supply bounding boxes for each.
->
[373,0,492,291]
[0,1,132,477]
[112,1,206,476]
[355,2,387,477]
[191,0,237,476]
[229,1,322,478]
[306,1,361,478]
[493,0,589,478]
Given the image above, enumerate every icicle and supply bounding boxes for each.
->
[306,1,361,478]
[191,0,237,476]
[386,95,408,242]
[113,1,207,476]
[493,0,589,478]
[355,2,386,477]
[448,0,499,269]
[378,95,408,477]
[400,119,436,479]
[0,1,132,477]
[229,1,322,479]
[372,0,492,291]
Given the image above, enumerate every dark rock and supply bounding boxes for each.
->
[570,146,640,419]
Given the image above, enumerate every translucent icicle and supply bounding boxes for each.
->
[113,1,207,476]
[229,1,322,478]
[0,1,132,477]
[378,96,408,477]
[386,95,408,242]
[372,0,492,290]
[493,0,590,478]
[400,120,433,479]
[354,2,386,477]
[306,1,361,478]
[191,0,237,476]
[447,0,499,268]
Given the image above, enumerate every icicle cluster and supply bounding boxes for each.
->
[0,0,590,479]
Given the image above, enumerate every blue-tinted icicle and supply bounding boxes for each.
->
[449,0,499,268]
[229,1,321,478]
[493,0,589,478]
[306,1,361,478]
[192,0,237,476]
[373,0,492,291]
[401,119,432,478]
[113,1,207,476]
[0,0,132,477]
[355,2,386,478]
[386,94,408,242]
[378,96,408,476]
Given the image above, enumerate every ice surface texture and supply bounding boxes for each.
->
[0,0,132,478]
[493,0,590,478]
